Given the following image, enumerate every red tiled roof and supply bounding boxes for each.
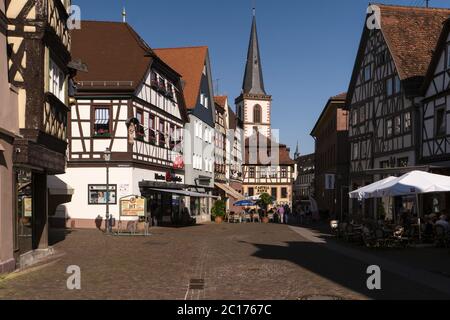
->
[376,4,450,80]
[154,46,208,109]
[71,21,154,90]
[214,96,227,108]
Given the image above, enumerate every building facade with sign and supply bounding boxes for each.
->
[154,46,216,223]
[238,13,296,207]
[57,21,189,228]
[311,93,349,220]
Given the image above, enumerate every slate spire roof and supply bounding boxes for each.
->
[242,14,266,95]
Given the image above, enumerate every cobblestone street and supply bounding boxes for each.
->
[1,223,450,300]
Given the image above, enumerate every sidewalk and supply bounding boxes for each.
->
[289,222,450,292]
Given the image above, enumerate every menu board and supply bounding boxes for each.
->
[120,196,147,217]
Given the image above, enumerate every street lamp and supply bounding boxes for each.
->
[104,147,111,234]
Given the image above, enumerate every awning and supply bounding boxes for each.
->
[214,183,245,201]
[48,176,75,196]
[148,188,219,199]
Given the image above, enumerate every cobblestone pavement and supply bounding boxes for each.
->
[0,223,449,300]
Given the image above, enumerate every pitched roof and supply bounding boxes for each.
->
[228,107,237,130]
[154,46,208,109]
[71,21,154,91]
[421,18,450,93]
[245,132,295,165]
[311,93,347,137]
[242,15,266,95]
[214,96,227,108]
[375,4,450,80]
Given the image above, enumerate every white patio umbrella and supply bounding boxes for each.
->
[366,171,450,198]
[349,176,397,200]
[364,171,450,241]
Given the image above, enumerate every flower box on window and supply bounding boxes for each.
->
[135,125,145,142]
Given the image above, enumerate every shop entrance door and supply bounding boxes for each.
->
[14,170,33,258]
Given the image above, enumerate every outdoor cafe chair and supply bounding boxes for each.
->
[267,213,274,223]
[244,213,252,223]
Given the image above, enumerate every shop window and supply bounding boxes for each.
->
[94,108,111,137]
[88,185,117,205]
[248,188,255,197]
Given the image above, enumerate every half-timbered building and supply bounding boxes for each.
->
[346,4,450,219]
[0,0,19,274]
[214,96,227,185]
[419,17,450,214]
[212,96,245,212]
[57,21,189,228]
[154,46,216,223]
[6,0,74,268]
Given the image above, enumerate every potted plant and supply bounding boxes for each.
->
[256,193,273,224]
[211,200,226,224]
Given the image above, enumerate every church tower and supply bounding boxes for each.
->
[235,10,272,139]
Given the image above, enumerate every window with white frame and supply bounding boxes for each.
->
[404,112,411,132]
[49,59,66,102]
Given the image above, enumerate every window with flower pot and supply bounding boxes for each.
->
[149,114,156,144]
[159,119,166,147]
[135,110,145,141]
[93,107,111,137]
[169,124,176,149]
[151,71,158,88]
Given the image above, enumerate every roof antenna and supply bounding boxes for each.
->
[252,0,256,16]
[122,6,127,23]
[425,0,430,8]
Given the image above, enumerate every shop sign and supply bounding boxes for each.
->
[120,195,147,217]
[173,155,185,169]
[256,186,270,194]
[23,197,32,217]
[155,172,183,183]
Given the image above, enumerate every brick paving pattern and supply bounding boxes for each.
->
[0,223,449,300]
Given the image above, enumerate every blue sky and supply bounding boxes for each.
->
[73,0,449,156]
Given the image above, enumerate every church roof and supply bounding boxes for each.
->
[242,15,266,95]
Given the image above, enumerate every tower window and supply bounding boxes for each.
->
[253,105,262,124]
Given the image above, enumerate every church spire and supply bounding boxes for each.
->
[242,10,266,95]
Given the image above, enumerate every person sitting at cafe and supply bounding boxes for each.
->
[436,214,450,233]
